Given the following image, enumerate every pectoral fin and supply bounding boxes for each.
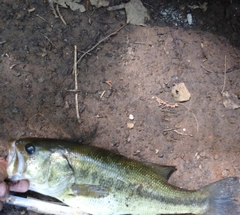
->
[144,162,176,181]
[71,184,110,198]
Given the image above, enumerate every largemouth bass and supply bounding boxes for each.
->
[7,138,240,215]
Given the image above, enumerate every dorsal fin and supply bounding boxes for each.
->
[143,162,176,181]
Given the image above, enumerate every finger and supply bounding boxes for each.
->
[10,180,29,193]
[0,160,7,182]
[0,159,7,169]
[0,168,7,182]
[0,183,8,201]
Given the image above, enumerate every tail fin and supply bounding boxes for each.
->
[203,177,240,215]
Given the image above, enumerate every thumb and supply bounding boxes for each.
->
[0,159,7,182]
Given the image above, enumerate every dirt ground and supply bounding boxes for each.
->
[0,0,240,214]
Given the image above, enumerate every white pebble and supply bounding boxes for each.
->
[129,114,134,120]
[187,13,192,25]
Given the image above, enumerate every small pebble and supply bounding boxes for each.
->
[127,122,134,129]
[187,13,193,25]
[12,107,19,113]
[24,45,29,51]
[38,77,45,83]
[158,153,164,158]
[119,10,125,15]
[133,150,140,156]
[13,70,21,77]
[129,114,134,120]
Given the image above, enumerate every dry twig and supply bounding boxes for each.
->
[28,7,36,13]
[56,4,67,25]
[48,0,58,17]
[68,25,126,122]
[163,126,181,132]
[105,80,112,87]
[36,14,48,22]
[76,24,127,65]
[74,45,80,123]
[173,129,193,137]
[0,41,6,45]
[221,55,227,94]
[41,34,57,48]
[100,90,106,98]
[201,64,214,73]
[154,96,178,108]
[163,126,192,137]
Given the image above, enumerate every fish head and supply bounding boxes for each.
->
[7,138,75,196]
[7,138,53,183]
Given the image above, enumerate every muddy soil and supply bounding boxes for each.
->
[0,0,240,214]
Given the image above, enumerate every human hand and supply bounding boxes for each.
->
[0,159,29,210]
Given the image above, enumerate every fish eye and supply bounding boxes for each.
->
[25,143,35,155]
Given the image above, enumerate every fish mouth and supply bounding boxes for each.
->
[7,139,25,181]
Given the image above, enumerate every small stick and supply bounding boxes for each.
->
[201,64,214,73]
[28,7,36,13]
[105,80,112,87]
[41,34,57,48]
[48,0,58,18]
[36,14,48,22]
[0,41,6,45]
[221,55,227,94]
[74,45,80,123]
[66,89,81,92]
[163,126,181,132]
[56,4,67,25]
[100,90,106,98]
[76,24,127,65]
[173,129,193,137]
[69,25,126,122]
[154,96,178,108]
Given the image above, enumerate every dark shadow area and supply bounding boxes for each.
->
[143,0,240,47]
